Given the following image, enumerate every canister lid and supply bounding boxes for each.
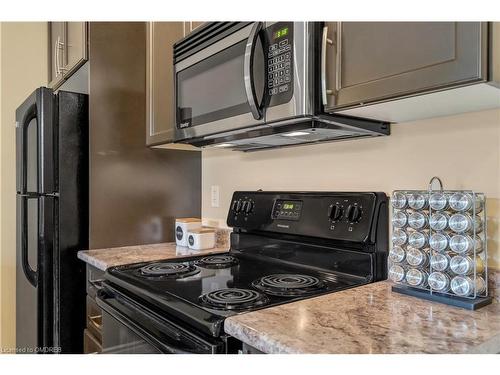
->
[188,227,215,234]
[176,218,202,223]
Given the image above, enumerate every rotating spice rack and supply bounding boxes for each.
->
[389,177,492,310]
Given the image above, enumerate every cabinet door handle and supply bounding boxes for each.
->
[88,315,102,331]
[54,38,60,77]
[57,37,67,73]
[321,25,334,106]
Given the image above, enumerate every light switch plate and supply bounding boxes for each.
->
[211,185,220,208]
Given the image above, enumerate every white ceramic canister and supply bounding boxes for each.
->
[175,218,202,247]
[187,228,216,250]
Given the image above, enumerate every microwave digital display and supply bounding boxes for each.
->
[274,27,289,39]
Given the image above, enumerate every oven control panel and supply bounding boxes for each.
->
[227,191,388,245]
[265,22,294,106]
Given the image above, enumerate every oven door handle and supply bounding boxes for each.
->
[96,288,219,354]
[244,21,264,120]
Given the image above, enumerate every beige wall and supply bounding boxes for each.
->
[0,21,3,348]
[202,109,500,268]
[0,22,48,351]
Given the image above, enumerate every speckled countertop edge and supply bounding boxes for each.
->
[77,228,231,271]
[77,242,230,271]
[225,277,500,354]
[78,243,228,271]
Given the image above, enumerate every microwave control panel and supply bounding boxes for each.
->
[266,22,294,106]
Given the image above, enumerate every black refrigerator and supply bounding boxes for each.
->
[16,87,88,353]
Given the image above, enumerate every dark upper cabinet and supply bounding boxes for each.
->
[146,22,184,146]
[146,22,202,149]
[323,22,487,111]
[48,22,88,89]
[65,22,88,75]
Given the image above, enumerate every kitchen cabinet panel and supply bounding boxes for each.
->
[84,265,103,353]
[324,22,487,111]
[64,22,88,75]
[86,296,102,342]
[83,329,102,354]
[146,22,184,146]
[48,22,88,89]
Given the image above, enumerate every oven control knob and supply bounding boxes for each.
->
[241,201,248,213]
[328,204,343,221]
[347,205,362,223]
[232,200,242,213]
[245,201,254,213]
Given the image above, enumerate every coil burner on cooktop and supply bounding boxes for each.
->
[138,262,200,279]
[252,274,326,297]
[194,255,239,269]
[199,288,269,311]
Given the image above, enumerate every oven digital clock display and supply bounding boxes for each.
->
[273,199,302,221]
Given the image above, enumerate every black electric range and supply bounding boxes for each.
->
[97,191,388,354]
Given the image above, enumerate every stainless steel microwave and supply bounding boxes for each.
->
[173,22,389,151]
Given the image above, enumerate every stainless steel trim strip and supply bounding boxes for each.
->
[335,22,342,92]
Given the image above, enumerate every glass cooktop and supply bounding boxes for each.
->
[104,247,366,337]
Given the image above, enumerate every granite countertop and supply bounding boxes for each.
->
[78,242,229,271]
[225,281,500,354]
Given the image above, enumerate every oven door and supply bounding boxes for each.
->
[96,284,225,354]
[174,22,267,142]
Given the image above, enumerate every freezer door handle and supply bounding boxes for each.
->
[17,102,37,195]
[20,197,37,287]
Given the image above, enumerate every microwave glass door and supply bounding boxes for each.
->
[176,25,265,138]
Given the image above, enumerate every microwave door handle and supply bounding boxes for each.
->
[244,22,263,120]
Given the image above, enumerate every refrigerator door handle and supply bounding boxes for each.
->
[20,197,37,287]
[17,103,37,195]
